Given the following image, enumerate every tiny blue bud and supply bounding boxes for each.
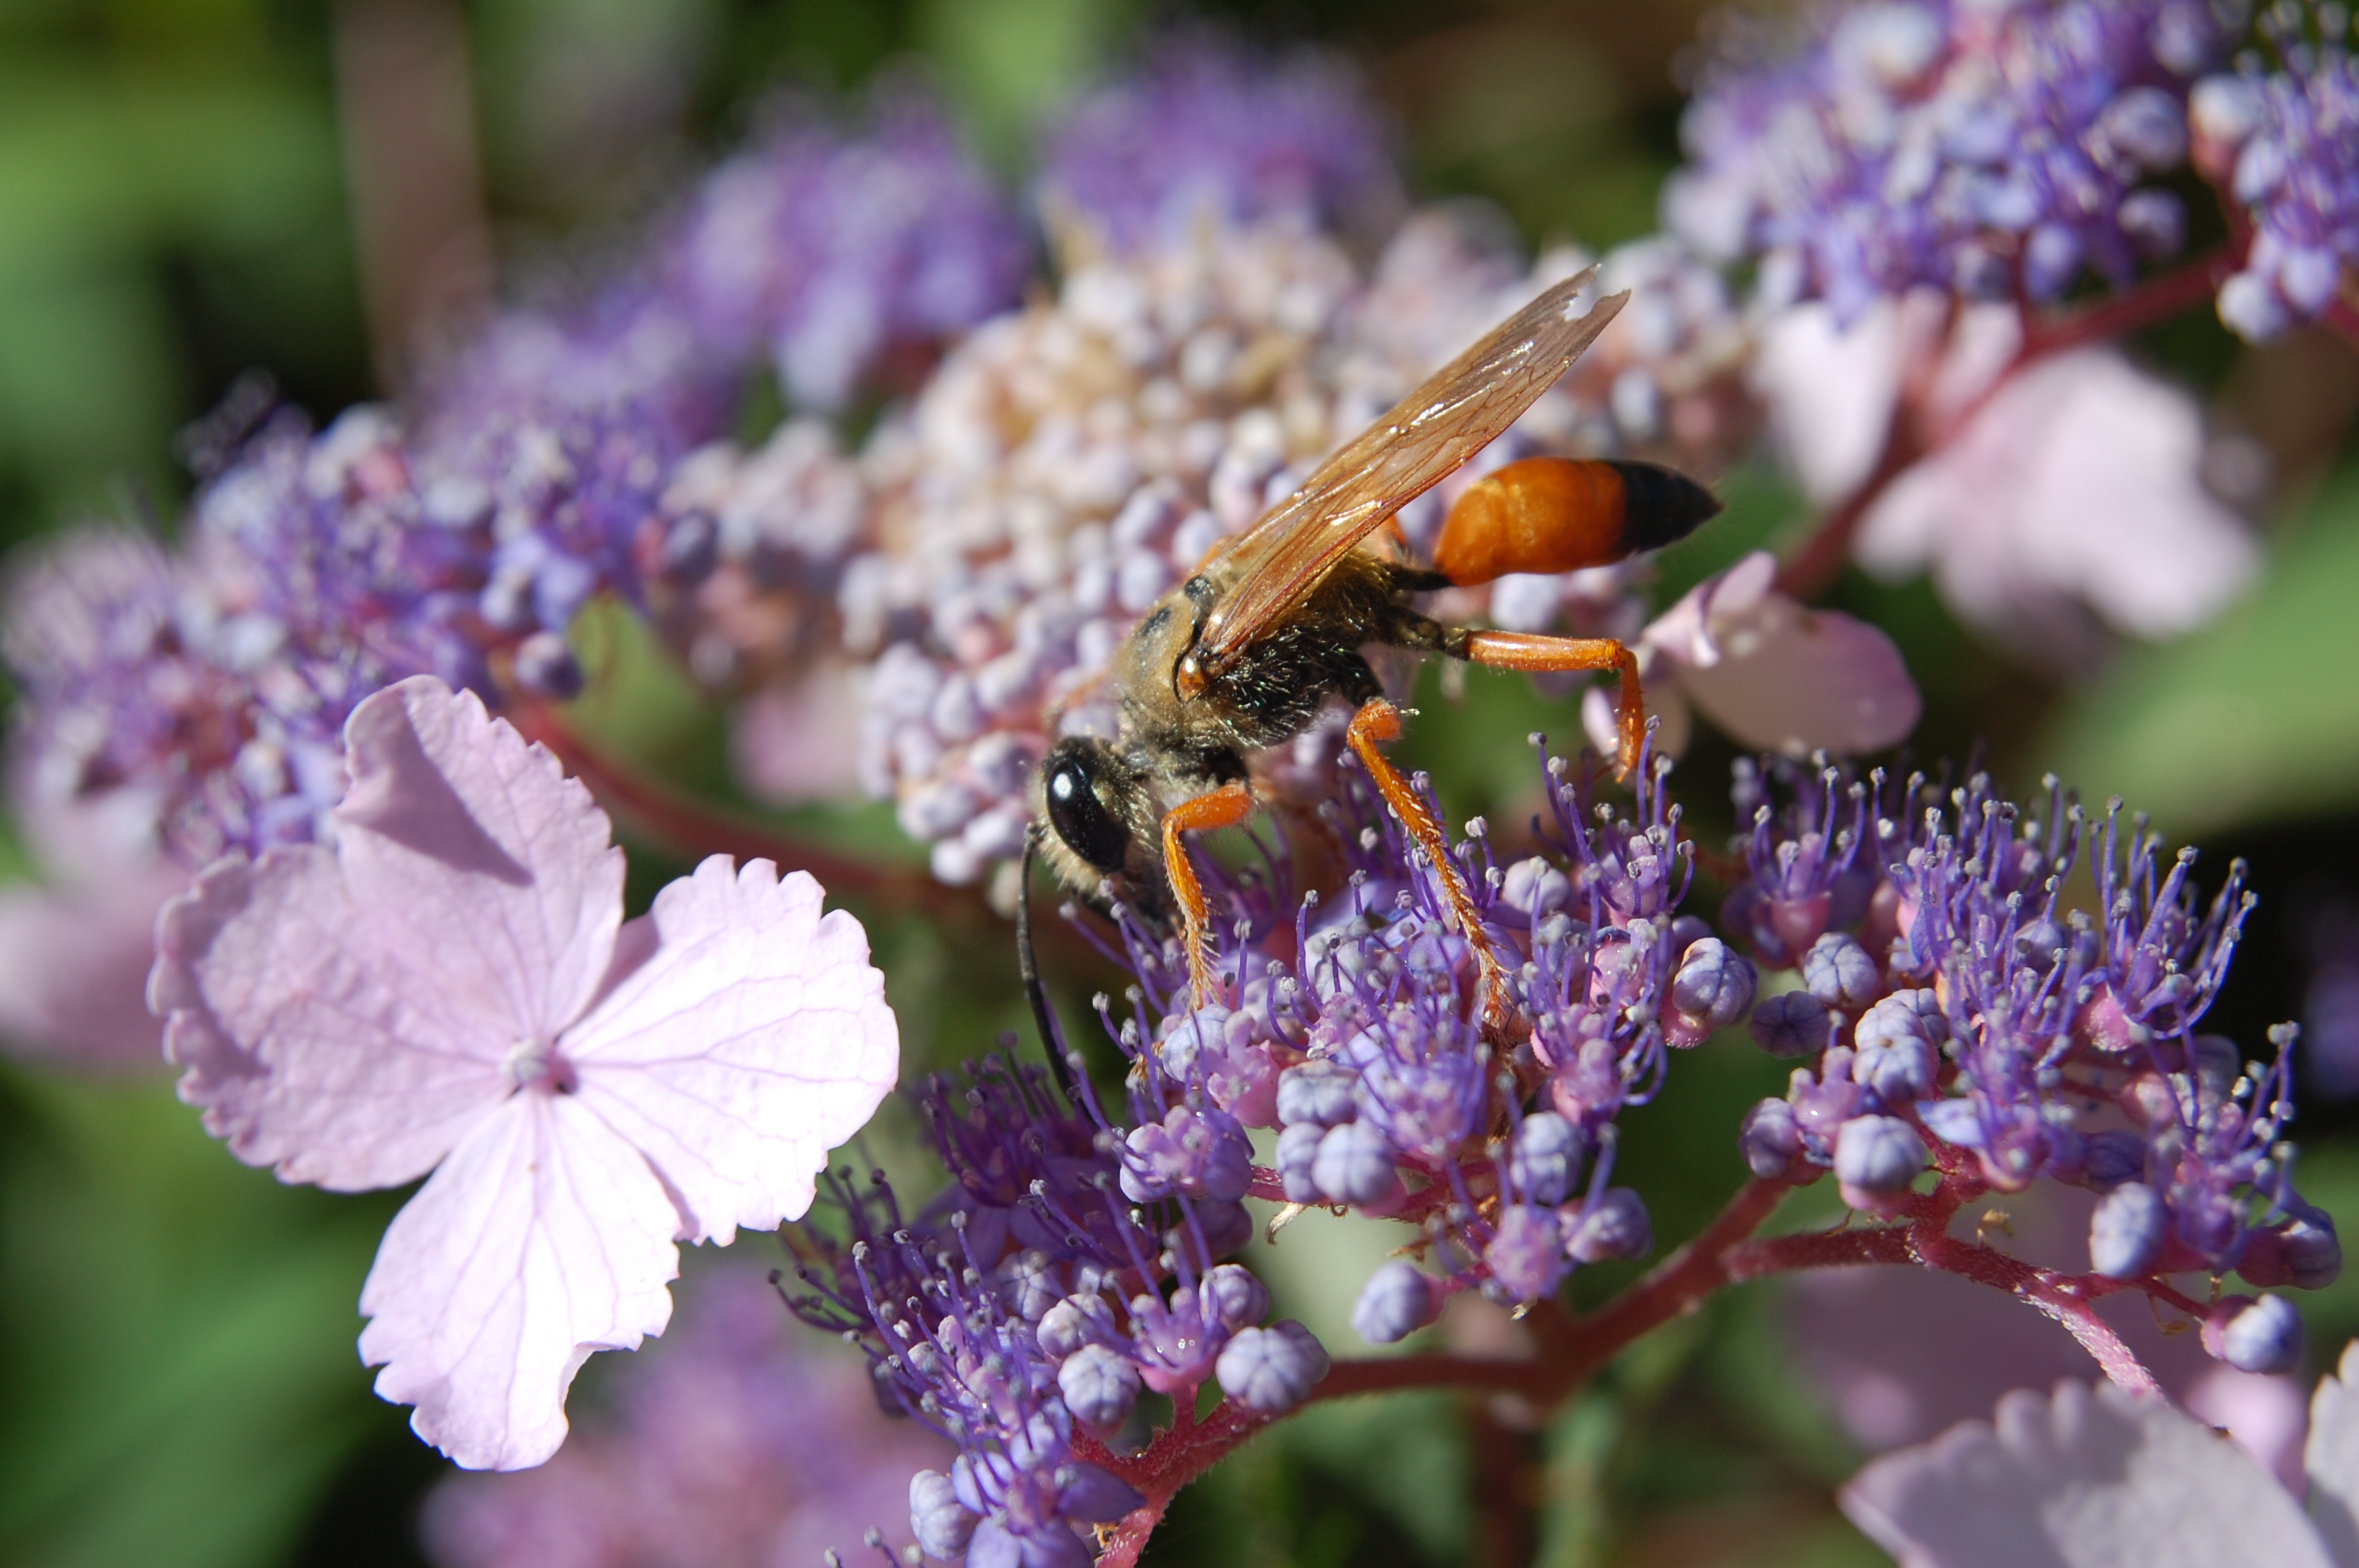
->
[1351,1261,1441,1345]
[1056,1461,1147,1523]
[1201,1263,1270,1331]
[2215,1294,2304,1374]
[1057,1342,1141,1428]
[1739,1097,1804,1178]
[1856,1032,1937,1105]
[2281,1216,2343,1290]
[910,1468,979,1559]
[1276,1121,1325,1203]
[1855,988,1946,1052]
[2089,1181,2167,1279]
[2081,1130,2147,1189]
[1566,1188,1652,1263]
[1216,1319,1330,1413]
[1486,1203,1572,1300]
[1314,1120,1401,1207]
[1037,1297,1092,1360]
[1507,1111,1587,1206]
[1750,990,1832,1058]
[1276,1058,1359,1128]
[1670,938,1757,1034]
[1833,1115,1926,1197]
[1801,932,1881,1011]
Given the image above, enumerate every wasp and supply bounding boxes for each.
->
[1031,269,1719,1014]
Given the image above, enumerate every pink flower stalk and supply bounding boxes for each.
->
[1583,550,1922,758]
[147,676,899,1469]
[1841,1339,2359,1567]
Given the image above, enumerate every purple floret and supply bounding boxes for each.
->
[1668,0,2241,319]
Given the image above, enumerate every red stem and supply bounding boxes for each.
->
[1086,1166,2194,1559]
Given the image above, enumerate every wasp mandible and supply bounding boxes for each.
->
[1032,269,1720,1014]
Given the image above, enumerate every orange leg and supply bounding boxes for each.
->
[1344,699,1510,1030]
[1161,781,1255,1007]
[1459,630,1645,779]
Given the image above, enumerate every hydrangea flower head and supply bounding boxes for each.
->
[148,676,899,1468]
[1670,0,2241,320]
[1040,34,1402,250]
[663,85,1029,408]
[2200,6,2359,339]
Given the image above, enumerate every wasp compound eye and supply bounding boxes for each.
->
[1043,745,1129,873]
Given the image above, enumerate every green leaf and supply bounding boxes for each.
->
[2039,465,2359,835]
[0,1066,398,1568]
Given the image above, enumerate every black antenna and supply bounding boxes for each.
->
[1017,824,1078,1098]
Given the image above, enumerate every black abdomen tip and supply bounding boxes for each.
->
[1609,460,1723,554]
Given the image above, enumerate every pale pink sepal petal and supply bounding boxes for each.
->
[1857,349,2257,644]
[151,851,514,1189]
[1752,299,1912,506]
[1841,1380,2331,1568]
[1643,552,1921,757]
[2309,1340,2359,1565]
[564,856,899,1243]
[334,676,624,1053]
[359,1092,682,1472]
[149,677,631,1189]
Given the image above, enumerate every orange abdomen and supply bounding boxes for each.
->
[1431,456,1720,586]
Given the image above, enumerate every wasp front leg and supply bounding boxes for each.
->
[1452,629,1645,779]
[1343,699,1511,1032]
[1161,782,1255,1007]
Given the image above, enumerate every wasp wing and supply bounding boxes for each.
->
[1192,270,1626,673]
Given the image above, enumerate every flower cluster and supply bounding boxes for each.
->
[1728,760,2340,1374]
[2196,4,2359,339]
[663,90,1030,409]
[782,736,1747,1559]
[1038,34,1404,250]
[1669,0,2243,320]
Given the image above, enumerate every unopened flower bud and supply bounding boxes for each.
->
[911,1469,979,1559]
[1351,1261,1441,1345]
[1669,938,1757,1044]
[2237,1214,2343,1291]
[1216,1319,1329,1413]
[1802,931,1881,1011]
[1314,1120,1403,1207]
[2088,1181,2167,1279]
[1201,1263,1270,1331]
[1740,1097,1805,1179]
[1057,1342,1141,1428]
[1037,1297,1093,1360]
[1834,1115,1925,1209]
[2204,1294,2304,1374]
[1276,1121,1324,1203]
[1486,1203,1573,1301]
[1276,1058,1358,1128]
[1750,990,1832,1058]
[1507,1111,1587,1206]
[1566,1188,1652,1263]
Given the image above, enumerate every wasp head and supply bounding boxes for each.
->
[1034,735,1172,931]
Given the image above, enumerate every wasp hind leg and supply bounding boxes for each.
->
[1343,699,1511,1031]
[1161,781,1255,1007]
[1453,630,1645,779]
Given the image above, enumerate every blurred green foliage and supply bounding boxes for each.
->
[2,2,2357,1567]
